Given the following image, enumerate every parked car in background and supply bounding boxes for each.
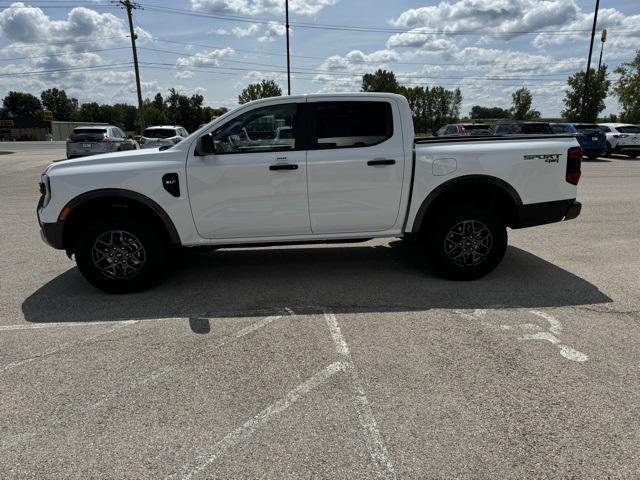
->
[551,123,606,160]
[434,123,493,136]
[66,126,138,159]
[493,122,554,135]
[597,123,640,158]
[139,126,189,149]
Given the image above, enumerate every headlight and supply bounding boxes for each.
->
[40,173,51,208]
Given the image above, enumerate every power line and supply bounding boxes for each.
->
[137,63,566,88]
[150,37,586,69]
[137,61,570,84]
[136,46,579,78]
[0,62,133,77]
[0,47,130,63]
[141,4,639,37]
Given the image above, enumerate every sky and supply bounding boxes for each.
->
[0,0,638,117]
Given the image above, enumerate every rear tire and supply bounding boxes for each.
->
[423,205,507,280]
[605,142,613,157]
[75,215,167,293]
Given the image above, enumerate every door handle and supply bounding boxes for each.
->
[269,164,298,171]
[367,159,396,166]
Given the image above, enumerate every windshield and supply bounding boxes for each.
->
[143,128,177,138]
[73,128,106,134]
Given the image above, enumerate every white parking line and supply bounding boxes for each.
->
[0,320,138,375]
[169,361,346,480]
[323,311,397,480]
[85,314,285,411]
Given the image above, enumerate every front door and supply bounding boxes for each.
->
[187,101,311,239]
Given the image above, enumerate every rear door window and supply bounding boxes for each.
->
[312,101,392,149]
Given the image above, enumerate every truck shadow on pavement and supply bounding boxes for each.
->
[22,243,611,324]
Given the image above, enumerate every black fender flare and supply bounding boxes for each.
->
[410,175,523,232]
[60,188,181,246]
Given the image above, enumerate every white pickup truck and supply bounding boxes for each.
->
[37,93,582,293]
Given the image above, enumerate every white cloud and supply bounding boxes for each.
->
[390,0,579,40]
[191,0,337,16]
[232,23,260,38]
[0,2,131,44]
[532,8,640,60]
[258,23,286,42]
[386,29,457,51]
[176,47,235,67]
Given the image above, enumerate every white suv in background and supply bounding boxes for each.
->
[139,126,189,149]
[598,123,640,158]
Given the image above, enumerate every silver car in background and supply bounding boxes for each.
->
[66,125,138,159]
[139,125,189,149]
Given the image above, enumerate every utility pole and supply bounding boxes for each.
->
[285,0,291,95]
[118,0,145,131]
[580,0,600,122]
[598,28,607,72]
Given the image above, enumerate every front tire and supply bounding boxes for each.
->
[75,216,167,293]
[423,205,507,280]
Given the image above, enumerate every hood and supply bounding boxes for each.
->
[47,145,186,176]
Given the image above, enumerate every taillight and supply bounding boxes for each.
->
[566,147,582,185]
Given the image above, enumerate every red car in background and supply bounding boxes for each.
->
[434,123,493,137]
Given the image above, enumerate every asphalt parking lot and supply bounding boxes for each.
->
[1,142,639,479]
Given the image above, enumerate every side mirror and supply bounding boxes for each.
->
[197,134,216,155]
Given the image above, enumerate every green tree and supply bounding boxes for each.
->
[238,79,282,104]
[562,66,610,122]
[40,88,77,120]
[469,105,511,119]
[614,51,640,123]
[510,87,541,120]
[2,91,42,117]
[361,69,401,93]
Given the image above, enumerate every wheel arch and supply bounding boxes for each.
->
[60,189,181,252]
[411,175,523,232]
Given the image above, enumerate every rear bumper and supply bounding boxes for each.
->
[581,146,606,156]
[512,199,581,229]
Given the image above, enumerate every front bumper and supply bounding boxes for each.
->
[37,194,65,249]
[512,199,581,229]
[40,222,65,249]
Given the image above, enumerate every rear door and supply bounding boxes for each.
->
[187,99,311,239]
[306,98,405,234]
[616,126,640,149]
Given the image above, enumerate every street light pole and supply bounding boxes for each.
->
[598,28,607,72]
[580,0,600,122]
[285,0,291,95]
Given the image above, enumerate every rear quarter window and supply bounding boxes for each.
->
[313,101,393,149]
[617,126,640,134]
